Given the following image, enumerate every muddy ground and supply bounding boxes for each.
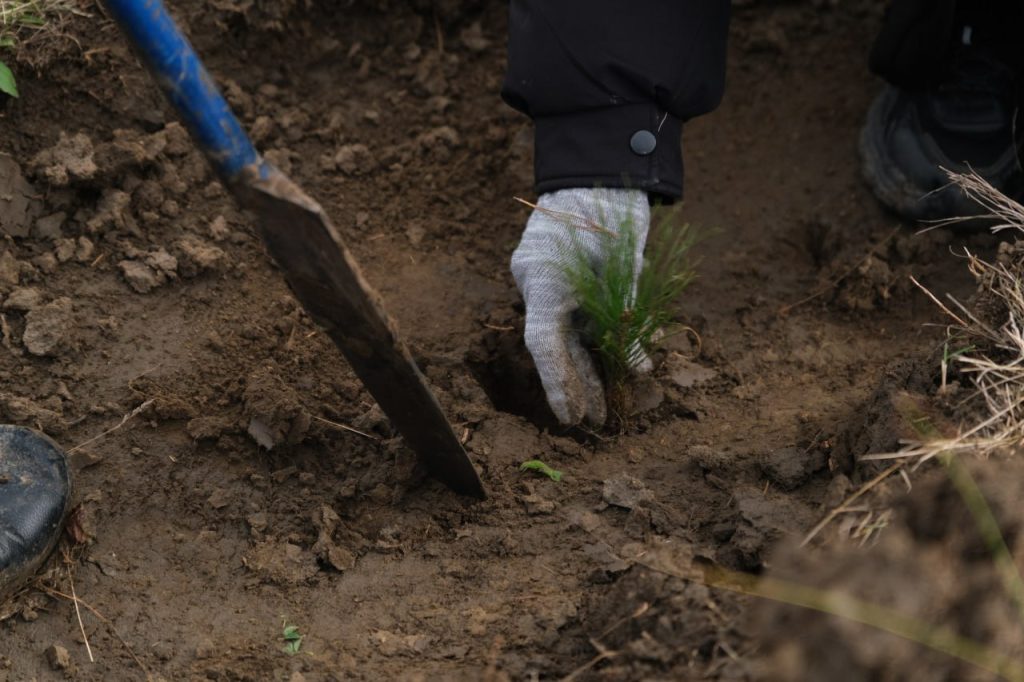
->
[0,1,1017,680]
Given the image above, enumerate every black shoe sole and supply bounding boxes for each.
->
[0,426,72,602]
[860,86,1023,223]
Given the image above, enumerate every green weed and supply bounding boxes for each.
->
[519,459,562,482]
[0,59,15,97]
[940,334,976,391]
[281,621,303,655]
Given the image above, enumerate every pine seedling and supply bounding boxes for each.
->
[565,207,698,423]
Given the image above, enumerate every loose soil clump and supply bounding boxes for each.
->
[754,459,1024,682]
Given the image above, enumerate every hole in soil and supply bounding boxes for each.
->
[468,326,565,433]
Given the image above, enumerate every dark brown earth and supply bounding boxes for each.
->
[0,1,1017,680]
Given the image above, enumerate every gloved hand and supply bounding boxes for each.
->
[511,187,650,427]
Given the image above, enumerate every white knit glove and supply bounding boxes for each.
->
[511,188,650,426]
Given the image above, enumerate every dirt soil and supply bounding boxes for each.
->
[0,1,1014,680]
[754,456,1024,682]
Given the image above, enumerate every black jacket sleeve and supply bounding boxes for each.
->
[501,1,731,200]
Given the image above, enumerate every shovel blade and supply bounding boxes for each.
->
[236,166,485,499]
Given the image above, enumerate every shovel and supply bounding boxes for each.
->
[101,0,485,499]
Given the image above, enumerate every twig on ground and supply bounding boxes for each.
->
[910,276,968,327]
[68,399,154,454]
[560,601,650,681]
[598,601,650,639]
[899,468,913,492]
[311,415,378,441]
[667,325,703,360]
[38,584,149,676]
[561,638,619,682]
[63,552,93,663]
[432,9,443,54]
[704,641,750,676]
[126,364,163,392]
[800,462,904,547]
[852,509,892,547]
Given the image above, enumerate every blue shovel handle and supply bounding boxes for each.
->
[101,1,487,500]
[102,0,264,182]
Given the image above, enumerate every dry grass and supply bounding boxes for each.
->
[864,171,1024,468]
[0,0,91,68]
[851,171,1024,626]
[805,171,1024,550]
[786,175,1024,677]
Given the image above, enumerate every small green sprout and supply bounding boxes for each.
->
[281,622,303,655]
[940,335,977,391]
[943,342,976,363]
[519,459,562,482]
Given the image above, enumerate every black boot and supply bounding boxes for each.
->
[0,426,72,601]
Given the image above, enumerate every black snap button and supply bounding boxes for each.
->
[630,130,657,156]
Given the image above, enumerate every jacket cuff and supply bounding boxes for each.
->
[532,103,684,201]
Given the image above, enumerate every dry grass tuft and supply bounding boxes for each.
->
[0,0,92,68]
[864,171,1024,468]
[805,171,1024,548]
